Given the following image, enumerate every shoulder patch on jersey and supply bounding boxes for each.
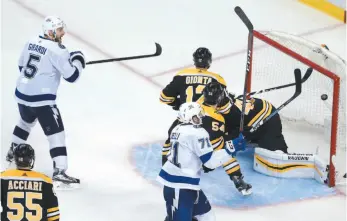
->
[58,43,66,49]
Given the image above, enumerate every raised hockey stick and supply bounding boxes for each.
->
[86,42,162,65]
[234,6,254,133]
[236,67,312,99]
[249,68,302,132]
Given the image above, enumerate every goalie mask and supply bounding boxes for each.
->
[178,102,205,125]
[14,143,35,169]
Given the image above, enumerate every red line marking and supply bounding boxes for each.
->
[12,0,162,88]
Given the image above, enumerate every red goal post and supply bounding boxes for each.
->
[248,30,346,187]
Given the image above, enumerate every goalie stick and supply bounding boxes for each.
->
[236,67,312,99]
[234,6,254,133]
[86,42,162,65]
[249,68,302,132]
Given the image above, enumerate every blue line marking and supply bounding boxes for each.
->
[131,142,338,208]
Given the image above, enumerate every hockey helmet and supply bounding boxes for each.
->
[203,82,225,106]
[14,143,35,169]
[178,102,205,125]
[193,47,212,69]
[42,16,66,41]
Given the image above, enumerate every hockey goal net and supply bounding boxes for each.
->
[249,30,346,187]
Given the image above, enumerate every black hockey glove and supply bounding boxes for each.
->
[171,98,181,111]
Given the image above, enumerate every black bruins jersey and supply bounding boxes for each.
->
[1,169,60,221]
[159,68,231,114]
[201,103,241,176]
[223,97,276,138]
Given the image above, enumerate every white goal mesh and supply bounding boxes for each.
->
[250,30,346,187]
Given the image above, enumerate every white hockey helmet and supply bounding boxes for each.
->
[42,16,66,37]
[178,102,205,125]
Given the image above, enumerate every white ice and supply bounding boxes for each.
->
[1,0,346,220]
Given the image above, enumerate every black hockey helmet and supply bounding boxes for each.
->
[193,47,212,69]
[203,82,225,106]
[14,143,35,169]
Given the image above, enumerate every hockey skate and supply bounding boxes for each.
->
[232,175,252,196]
[53,169,80,190]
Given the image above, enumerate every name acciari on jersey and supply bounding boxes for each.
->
[16,36,80,107]
[157,124,232,190]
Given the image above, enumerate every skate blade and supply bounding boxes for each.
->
[53,181,81,190]
[241,189,252,196]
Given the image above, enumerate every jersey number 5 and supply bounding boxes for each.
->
[24,54,41,79]
[7,192,43,221]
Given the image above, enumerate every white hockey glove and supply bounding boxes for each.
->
[70,51,86,69]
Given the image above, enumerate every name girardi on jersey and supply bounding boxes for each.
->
[286,153,314,161]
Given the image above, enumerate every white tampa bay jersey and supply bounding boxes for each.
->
[157,123,232,190]
[16,36,80,107]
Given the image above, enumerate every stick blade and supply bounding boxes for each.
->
[301,67,313,82]
[294,68,302,94]
[154,43,162,56]
[234,6,254,31]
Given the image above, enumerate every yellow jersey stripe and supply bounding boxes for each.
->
[222,158,236,167]
[1,169,52,184]
[160,92,175,100]
[247,99,267,127]
[48,215,60,221]
[226,165,241,174]
[163,143,171,147]
[159,99,175,104]
[47,207,59,213]
[210,136,223,145]
[162,151,170,156]
[263,101,273,119]
[214,140,225,150]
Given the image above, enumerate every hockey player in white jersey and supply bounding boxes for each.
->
[157,102,246,221]
[5,16,85,187]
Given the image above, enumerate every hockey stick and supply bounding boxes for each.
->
[249,68,302,133]
[236,67,312,99]
[86,42,162,65]
[234,6,254,133]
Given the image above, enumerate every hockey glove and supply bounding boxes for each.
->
[70,51,86,68]
[225,133,246,155]
[171,98,181,111]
